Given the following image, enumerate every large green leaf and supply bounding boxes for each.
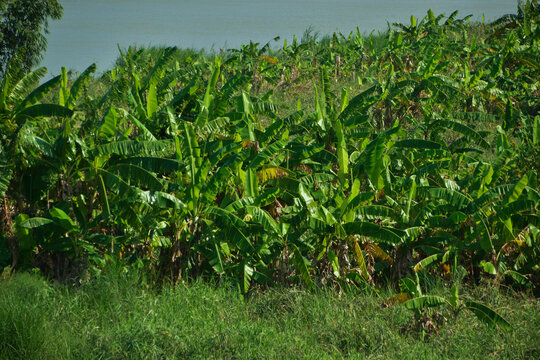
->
[224,197,255,213]
[327,250,341,278]
[244,168,259,198]
[338,85,377,122]
[7,67,46,103]
[355,205,397,220]
[299,183,320,220]
[292,245,314,289]
[99,169,141,198]
[432,119,490,150]
[49,207,76,232]
[503,271,531,286]
[496,199,536,220]
[169,80,199,108]
[343,222,402,244]
[249,139,287,169]
[353,241,370,280]
[139,191,186,210]
[15,74,60,111]
[207,206,247,228]
[334,118,349,184]
[298,183,336,226]
[363,136,385,190]
[92,140,172,157]
[420,187,472,209]
[108,163,162,191]
[404,295,447,310]
[146,80,158,119]
[241,262,254,294]
[214,74,250,117]
[247,206,280,235]
[98,106,117,139]
[413,253,443,272]
[503,174,528,205]
[20,217,54,229]
[66,63,97,109]
[399,277,422,297]
[254,187,280,207]
[141,47,177,90]
[18,104,73,118]
[464,301,512,330]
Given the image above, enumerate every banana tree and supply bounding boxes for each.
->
[0,59,73,270]
[399,275,512,336]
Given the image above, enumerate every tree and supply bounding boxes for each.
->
[0,0,63,76]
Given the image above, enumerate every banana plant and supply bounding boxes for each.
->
[0,58,73,270]
[400,274,512,332]
[58,63,97,109]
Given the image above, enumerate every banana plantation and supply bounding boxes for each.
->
[1,3,539,310]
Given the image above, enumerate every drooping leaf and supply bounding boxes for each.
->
[480,261,497,275]
[207,206,247,228]
[49,207,76,232]
[399,277,421,297]
[18,104,73,118]
[292,245,314,289]
[363,136,385,190]
[343,222,402,244]
[92,140,173,157]
[414,253,443,272]
[239,262,253,294]
[504,270,531,286]
[503,174,528,205]
[15,74,60,111]
[353,240,370,280]
[338,85,377,122]
[432,119,490,150]
[356,205,397,220]
[139,191,186,210]
[365,242,393,263]
[98,106,117,139]
[464,301,512,330]
[247,206,280,235]
[420,187,472,209]
[108,163,162,191]
[20,217,54,229]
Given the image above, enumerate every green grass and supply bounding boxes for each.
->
[0,271,538,360]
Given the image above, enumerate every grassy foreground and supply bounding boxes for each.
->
[0,272,538,360]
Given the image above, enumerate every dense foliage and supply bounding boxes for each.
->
[0,1,538,308]
[0,0,63,76]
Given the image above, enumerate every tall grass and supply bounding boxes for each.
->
[0,272,538,359]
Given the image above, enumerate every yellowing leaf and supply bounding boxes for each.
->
[354,240,370,280]
[257,167,288,183]
[365,243,393,264]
